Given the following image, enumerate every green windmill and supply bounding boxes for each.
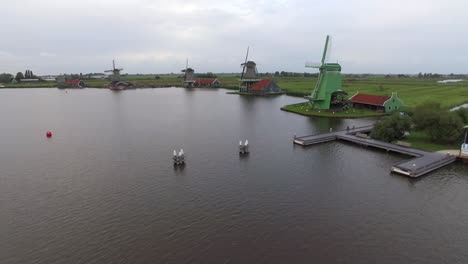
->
[305,35,346,110]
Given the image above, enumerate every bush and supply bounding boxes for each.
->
[412,102,464,143]
[371,114,412,142]
[426,112,464,143]
[412,102,441,130]
[454,108,468,125]
[15,72,24,82]
[0,73,13,83]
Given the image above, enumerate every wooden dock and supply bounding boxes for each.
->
[294,126,457,178]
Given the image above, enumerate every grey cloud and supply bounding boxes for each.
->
[0,0,467,75]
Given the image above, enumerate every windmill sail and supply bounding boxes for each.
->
[105,59,123,73]
[305,61,322,68]
[184,58,189,81]
[310,35,330,98]
[321,35,330,64]
[240,46,249,80]
[305,35,331,68]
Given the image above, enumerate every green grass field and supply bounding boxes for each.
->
[2,75,467,109]
[281,102,385,118]
[275,76,468,109]
[404,131,460,152]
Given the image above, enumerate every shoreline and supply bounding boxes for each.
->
[281,102,386,119]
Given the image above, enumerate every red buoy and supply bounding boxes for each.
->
[46,131,52,138]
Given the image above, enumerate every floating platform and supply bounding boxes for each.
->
[294,126,457,178]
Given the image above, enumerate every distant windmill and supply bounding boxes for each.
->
[105,59,124,82]
[305,35,345,110]
[181,58,195,88]
[240,47,258,80]
[239,47,260,92]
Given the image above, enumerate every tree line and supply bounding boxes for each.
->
[417,72,465,78]
[371,102,468,144]
[0,70,38,83]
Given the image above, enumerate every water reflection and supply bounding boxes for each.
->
[1,88,467,264]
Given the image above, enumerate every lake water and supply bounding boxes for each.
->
[1,88,468,264]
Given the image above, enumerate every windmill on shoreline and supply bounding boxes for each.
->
[181,58,195,88]
[305,35,346,110]
[105,60,124,82]
[105,59,132,90]
[238,46,281,95]
[239,47,261,92]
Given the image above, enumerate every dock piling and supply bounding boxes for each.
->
[239,140,249,154]
[173,149,185,165]
[294,125,457,178]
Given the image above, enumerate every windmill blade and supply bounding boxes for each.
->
[311,71,323,99]
[326,36,332,63]
[305,61,322,68]
[321,35,330,64]
[240,65,246,80]
[244,46,249,65]
[112,60,116,70]
[185,58,189,81]
[104,70,113,72]
[240,46,249,80]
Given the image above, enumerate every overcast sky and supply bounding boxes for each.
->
[1,0,467,75]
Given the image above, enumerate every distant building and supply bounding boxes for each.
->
[65,79,85,88]
[90,74,107,80]
[248,79,281,95]
[350,93,403,113]
[193,78,220,87]
[20,79,40,83]
[40,75,58,81]
[57,75,85,88]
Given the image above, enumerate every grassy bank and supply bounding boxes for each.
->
[2,75,467,110]
[281,102,385,118]
[276,76,468,109]
[404,131,460,152]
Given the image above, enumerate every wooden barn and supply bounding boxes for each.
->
[193,78,220,87]
[350,92,403,113]
[65,79,85,88]
[248,79,281,95]
[57,76,85,89]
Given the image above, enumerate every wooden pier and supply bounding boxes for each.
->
[294,126,457,178]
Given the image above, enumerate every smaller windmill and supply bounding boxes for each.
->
[181,58,195,88]
[239,47,261,92]
[305,35,346,110]
[105,60,124,82]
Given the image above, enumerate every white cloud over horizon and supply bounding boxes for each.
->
[1,0,467,75]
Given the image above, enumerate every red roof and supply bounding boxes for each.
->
[350,93,390,106]
[194,78,217,85]
[250,79,271,91]
[65,79,82,85]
